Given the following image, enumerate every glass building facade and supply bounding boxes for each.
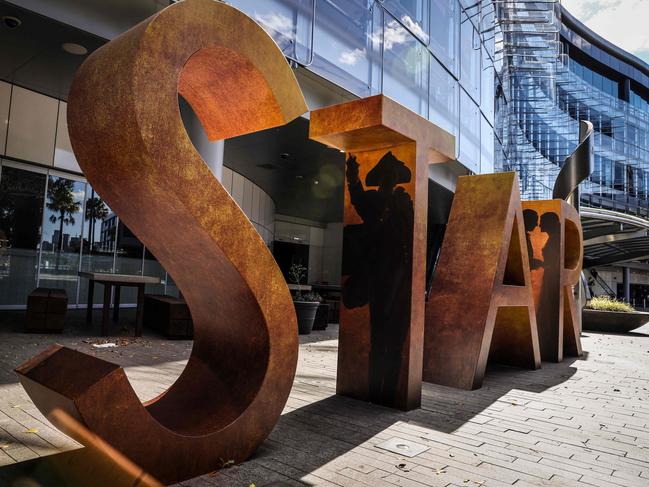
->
[495,1,649,219]
[228,0,497,173]
[0,0,497,308]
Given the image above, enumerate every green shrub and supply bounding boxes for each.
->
[585,296,635,313]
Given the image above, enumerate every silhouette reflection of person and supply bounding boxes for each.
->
[523,209,561,351]
[342,151,414,406]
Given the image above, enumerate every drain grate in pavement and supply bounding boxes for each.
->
[375,437,429,457]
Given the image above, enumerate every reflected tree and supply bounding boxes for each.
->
[85,195,108,251]
[47,178,81,251]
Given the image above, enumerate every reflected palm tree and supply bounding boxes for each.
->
[47,178,81,252]
[85,195,108,251]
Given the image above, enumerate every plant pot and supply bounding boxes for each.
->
[312,303,330,331]
[582,309,649,333]
[293,301,319,335]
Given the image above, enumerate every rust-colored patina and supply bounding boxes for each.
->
[424,173,541,390]
[522,200,583,362]
[310,95,455,410]
[15,0,305,483]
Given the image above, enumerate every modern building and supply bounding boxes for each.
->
[495,1,649,306]
[0,0,495,309]
[1,0,647,311]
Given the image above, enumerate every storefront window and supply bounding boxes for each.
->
[114,221,144,303]
[38,174,85,301]
[79,188,115,305]
[0,164,46,305]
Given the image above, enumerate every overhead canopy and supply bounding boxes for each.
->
[582,207,649,267]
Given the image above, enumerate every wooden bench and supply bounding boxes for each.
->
[26,288,68,333]
[143,294,193,339]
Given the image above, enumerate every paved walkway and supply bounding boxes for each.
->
[0,309,648,486]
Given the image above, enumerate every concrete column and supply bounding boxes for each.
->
[179,97,224,181]
[623,266,631,303]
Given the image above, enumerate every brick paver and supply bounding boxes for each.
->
[0,309,648,486]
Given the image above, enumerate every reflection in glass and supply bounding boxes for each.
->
[430,54,458,136]
[228,0,313,64]
[430,0,458,73]
[115,221,144,303]
[311,0,378,97]
[143,248,167,296]
[39,175,85,300]
[0,165,46,305]
[459,88,480,171]
[383,11,429,117]
[460,8,480,103]
[79,188,115,305]
[380,0,428,45]
[481,115,495,174]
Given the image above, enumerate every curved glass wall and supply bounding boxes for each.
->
[495,2,649,218]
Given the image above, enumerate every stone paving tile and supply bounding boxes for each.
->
[0,309,649,486]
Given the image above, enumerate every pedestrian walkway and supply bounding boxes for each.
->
[0,310,648,486]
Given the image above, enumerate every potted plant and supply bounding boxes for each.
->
[583,296,649,333]
[289,263,320,335]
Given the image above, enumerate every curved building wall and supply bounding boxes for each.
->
[496,2,649,218]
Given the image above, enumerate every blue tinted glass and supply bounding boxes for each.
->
[429,54,458,135]
[430,0,458,73]
[383,11,429,117]
[311,0,377,97]
[381,0,429,45]
[460,8,480,102]
[229,0,313,64]
[481,115,494,174]
[459,88,480,171]
[481,46,495,123]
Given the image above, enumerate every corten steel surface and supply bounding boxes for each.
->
[522,200,584,362]
[424,173,542,391]
[15,0,305,483]
[310,95,455,410]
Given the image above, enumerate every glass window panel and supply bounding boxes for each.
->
[380,0,429,45]
[114,220,144,303]
[481,46,494,124]
[429,54,458,136]
[143,248,167,296]
[460,8,480,103]
[383,11,429,117]
[38,175,85,301]
[0,164,46,305]
[459,88,480,171]
[481,115,494,174]
[79,187,115,305]
[430,0,458,73]
[311,0,379,97]
[228,0,313,64]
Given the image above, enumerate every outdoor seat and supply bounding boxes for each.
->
[25,287,68,333]
[143,294,193,339]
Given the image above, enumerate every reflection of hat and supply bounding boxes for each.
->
[365,151,411,187]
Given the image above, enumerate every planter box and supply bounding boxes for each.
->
[582,309,649,333]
